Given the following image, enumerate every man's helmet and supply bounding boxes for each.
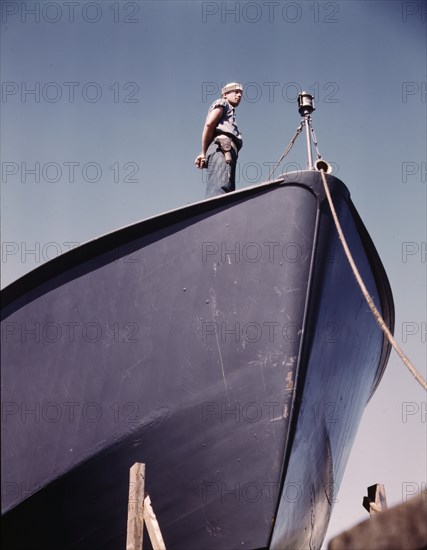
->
[221,82,243,95]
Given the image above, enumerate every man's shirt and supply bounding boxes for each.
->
[209,98,243,150]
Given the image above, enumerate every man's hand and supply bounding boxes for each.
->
[195,154,206,169]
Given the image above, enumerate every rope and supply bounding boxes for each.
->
[268,122,304,180]
[310,126,322,160]
[319,169,427,391]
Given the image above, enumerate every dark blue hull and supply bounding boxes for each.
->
[1,171,393,549]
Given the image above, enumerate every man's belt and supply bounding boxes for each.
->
[215,131,241,149]
[214,135,238,164]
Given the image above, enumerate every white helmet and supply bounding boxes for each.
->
[221,82,243,95]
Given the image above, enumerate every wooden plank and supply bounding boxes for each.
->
[126,463,146,550]
[143,494,166,550]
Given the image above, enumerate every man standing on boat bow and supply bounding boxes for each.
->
[195,82,243,198]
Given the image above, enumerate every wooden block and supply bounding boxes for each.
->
[363,483,387,516]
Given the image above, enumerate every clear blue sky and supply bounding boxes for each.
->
[1,1,426,545]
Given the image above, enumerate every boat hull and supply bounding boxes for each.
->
[1,172,393,549]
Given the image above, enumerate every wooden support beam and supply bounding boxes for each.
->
[143,494,166,550]
[363,483,387,516]
[125,463,166,550]
[126,462,146,550]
